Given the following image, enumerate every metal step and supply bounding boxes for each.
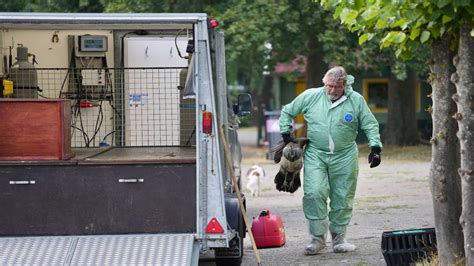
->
[0,234,197,265]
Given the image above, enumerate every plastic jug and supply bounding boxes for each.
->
[251,210,286,248]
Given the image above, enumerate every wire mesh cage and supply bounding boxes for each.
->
[6,67,195,148]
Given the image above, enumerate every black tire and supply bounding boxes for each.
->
[215,255,242,266]
[215,212,244,266]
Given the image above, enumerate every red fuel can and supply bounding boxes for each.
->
[251,210,286,248]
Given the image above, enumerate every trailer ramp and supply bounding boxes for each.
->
[0,234,198,265]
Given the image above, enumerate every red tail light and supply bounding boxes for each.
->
[203,111,213,134]
[206,217,224,234]
[209,19,219,28]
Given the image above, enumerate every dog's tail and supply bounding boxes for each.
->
[246,165,266,180]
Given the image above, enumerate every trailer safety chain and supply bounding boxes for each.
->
[219,126,262,266]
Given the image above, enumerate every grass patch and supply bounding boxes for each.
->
[416,253,439,266]
[358,144,431,162]
[407,176,430,182]
[355,196,392,204]
[353,196,409,211]
[242,146,271,164]
[357,204,410,212]
[416,253,465,266]
[378,204,409,211]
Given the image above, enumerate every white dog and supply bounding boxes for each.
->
[246,165,266,197]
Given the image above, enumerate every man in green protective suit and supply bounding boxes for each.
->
[279,66,382,255]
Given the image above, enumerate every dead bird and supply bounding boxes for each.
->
[271,137,308,193]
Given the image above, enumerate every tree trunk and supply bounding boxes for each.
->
[297,35,327,137]
[429,36,464,264]
[383,69,419,145]
[452,22,474,264]
[261,74,274,110]
[305,36,328,88]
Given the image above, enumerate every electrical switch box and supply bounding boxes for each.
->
[74,35,108,57]
[81,69,105,86]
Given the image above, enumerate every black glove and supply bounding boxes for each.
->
[281,133,295,145]
[368,146,381,168]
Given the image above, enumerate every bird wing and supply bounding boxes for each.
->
[271,140,286,163]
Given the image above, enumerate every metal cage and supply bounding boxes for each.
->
[7,67,196,148]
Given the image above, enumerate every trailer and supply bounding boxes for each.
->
[0,12,251,265]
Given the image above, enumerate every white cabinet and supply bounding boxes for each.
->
[124,37,188,146]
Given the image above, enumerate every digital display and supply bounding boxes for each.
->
[84,39,104,49]
[79,35,108,52]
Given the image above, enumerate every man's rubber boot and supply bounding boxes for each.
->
[331,232,356,253]
[304,235,326,255]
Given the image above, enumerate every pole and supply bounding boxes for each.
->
[218,126,262,265]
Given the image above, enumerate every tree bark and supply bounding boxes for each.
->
[261,74,274,110]
[297,34,327,138]
[452,22,474,264]
[429,35,464,264]
[383,69,419,145]
[257,74,274,145]
[305,36,328,88]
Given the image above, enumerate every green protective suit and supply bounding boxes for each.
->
[279,75,382,236]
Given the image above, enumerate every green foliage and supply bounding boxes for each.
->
[319,0,474,59]
[0,0,29,12]
[216,1,288,90]
[0,0,433,86]
[0,0,220,13]
[1,0,106,12]
[217,0,380,90]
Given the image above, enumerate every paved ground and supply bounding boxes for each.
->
[237,127,434,266]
